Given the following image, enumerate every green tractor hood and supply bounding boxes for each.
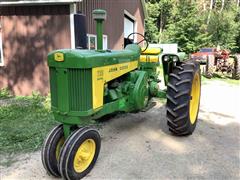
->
[47,44,141,69]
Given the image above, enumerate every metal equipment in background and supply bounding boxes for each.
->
[41,9,201,180]
[204,53,240,79]
[191,47,240,79]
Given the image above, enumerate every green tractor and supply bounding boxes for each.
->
[42,10,201,180]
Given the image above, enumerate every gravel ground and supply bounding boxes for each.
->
[1,80,240,180]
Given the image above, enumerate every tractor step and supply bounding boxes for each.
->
[141,101,157,112]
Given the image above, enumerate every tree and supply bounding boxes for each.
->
[145,0,173,43]
[158,0,173,42]
[145,1,160,43]
[207,1,240,52]
[144,0,240,53]
[163,1,211,53]
[232,7,240,53]
[207,0,214,24]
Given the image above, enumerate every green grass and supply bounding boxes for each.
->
[0,92,99,167]
[0,88,12,99]
[0,93,57,166]
[201,75,209,85]
[157,64,239,86]
[201,74,240,85]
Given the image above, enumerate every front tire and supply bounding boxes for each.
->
[41,124,65,177]
[59,127,101,180]
[166,60,201,135]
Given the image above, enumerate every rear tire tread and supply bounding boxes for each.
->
[169,73,181,80]
[167,83,178,93]
[166,60,201,136]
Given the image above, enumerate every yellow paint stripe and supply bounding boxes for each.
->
[140,55,159,63]
[141,48,161,55]
[92,61,138,109]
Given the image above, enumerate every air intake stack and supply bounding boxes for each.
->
[92,9,107,51]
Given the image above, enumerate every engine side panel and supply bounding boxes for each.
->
[92,60,138,109]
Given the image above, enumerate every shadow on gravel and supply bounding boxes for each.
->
[94,103,240,179]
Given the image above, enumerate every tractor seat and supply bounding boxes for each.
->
[141,48,161,55]
[140,48,162,63]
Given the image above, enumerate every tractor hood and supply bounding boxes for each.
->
[48,44,141,69]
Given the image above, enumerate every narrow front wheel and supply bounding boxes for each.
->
[58,127,101,180]
[41,124,65,177]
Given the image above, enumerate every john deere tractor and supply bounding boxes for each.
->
[42,10,201,180]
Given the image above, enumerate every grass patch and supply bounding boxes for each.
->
[201,74,240,85]
[201,75,209,85]
[0,93,57,166]
[0,88,12,99]
[0,92,99,167]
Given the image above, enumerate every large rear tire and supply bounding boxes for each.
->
[166,60,201,135]
[205,55,215,78]
[232,54,240,80]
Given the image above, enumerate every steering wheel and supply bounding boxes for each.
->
[127,32,149,53]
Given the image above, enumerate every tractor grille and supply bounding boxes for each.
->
[68,68,92,111]
[49,67,92,111]
[49,67,58,107]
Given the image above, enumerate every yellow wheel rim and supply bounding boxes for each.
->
[189,72,201,124]
[56,137,65,161]
[73,139,96,173]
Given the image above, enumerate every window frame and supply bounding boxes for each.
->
[87,34,97,50]
[0,19,3,66]
[103,35,108,50]
[124,10,137,43]
[87,34,108,50]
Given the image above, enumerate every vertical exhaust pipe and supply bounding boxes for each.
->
[92,9,107,51]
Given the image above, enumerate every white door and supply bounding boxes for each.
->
[124,16,135,40]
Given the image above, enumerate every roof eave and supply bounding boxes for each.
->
[140,0,148,19]
[0,0,81,6]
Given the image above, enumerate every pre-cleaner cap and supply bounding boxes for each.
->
[92,9,107,20]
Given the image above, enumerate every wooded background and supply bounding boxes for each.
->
[145,0,240,53]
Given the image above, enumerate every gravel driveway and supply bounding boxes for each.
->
[1,80,240,179]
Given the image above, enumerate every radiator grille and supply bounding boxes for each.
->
[68,69,92,111]
[49,67,58,107]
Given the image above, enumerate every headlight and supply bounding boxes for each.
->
[163,56,169,61]
[173,56,178,62]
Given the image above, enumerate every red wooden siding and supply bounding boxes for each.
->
[0,1,145,95]
[77,0,145,49]
[0,5,70,16]
[0,5,71,95]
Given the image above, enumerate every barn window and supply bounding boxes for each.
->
[0,18,3,66]
[87,34,108,50]
[103,35,108,50]
[88,34,96,50]
[124,10,136,47]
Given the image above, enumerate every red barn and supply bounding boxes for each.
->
[0,0,146,95]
